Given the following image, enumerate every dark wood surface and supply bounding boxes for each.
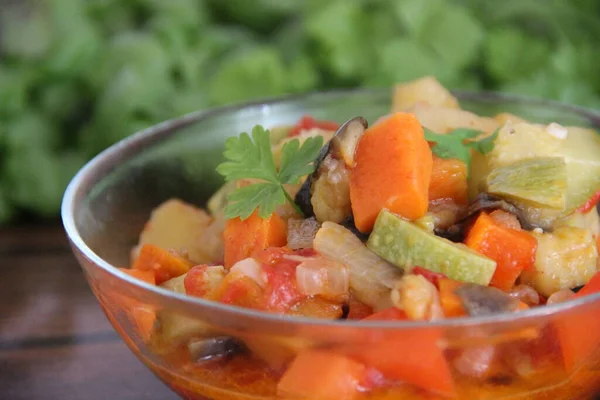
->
[0,223,178,400]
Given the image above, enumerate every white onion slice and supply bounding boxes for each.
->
[296,257,349,300]
[546,288,576,305]
[313,222,403,310]
[230,258,267,288]
[282,254,315,263]
[546,122,568,140]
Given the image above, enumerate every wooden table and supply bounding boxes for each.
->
[0,223,178,400]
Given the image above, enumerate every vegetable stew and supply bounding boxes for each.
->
[118,77,600,399]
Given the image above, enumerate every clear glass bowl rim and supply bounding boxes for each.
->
[61,87,600,330]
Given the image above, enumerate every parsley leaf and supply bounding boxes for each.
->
[424,127,499,171]
[468,128,499,155]
[217,125,279,183]
[278,135,324,184]
[216,125,323,220]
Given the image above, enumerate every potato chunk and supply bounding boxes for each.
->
[409,104,499,134]
[391,76,459,111]
[520,227,598,296]
[136,199,215,264]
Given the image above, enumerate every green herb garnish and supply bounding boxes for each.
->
[216,125,323,220]
[424,127,499,170]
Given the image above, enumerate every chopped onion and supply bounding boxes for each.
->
[392,275,444,320]
[453,346,497,379]
[230,258,267,288]
[287,217,321,250]
[546,122,568,140]
[546,288,576,305]
[296,257,349,300]
[282,254,315,263]
[489,209,521,230]
[313,222,403,310]
[508,284,540,306]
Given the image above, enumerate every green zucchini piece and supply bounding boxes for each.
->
[367,210,497,285]
[487,157,567,209]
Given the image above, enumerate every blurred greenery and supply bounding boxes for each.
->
[0,0,599,224]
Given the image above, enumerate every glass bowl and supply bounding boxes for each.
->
[62,88,600,400]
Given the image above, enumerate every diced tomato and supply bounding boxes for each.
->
[359,367,389,391]
[184,265,210,297]
[577,190,600,214]
[291,296,344,319]
[363,307,408,321]
[263,263,303,312]
[212,275,265,309]
[411,266,447,288]
[251,247,293,265]
[348,329,455,396]
[288,115,340,137]
[345,307,456,395]
[346,297,373,320]
[294,247,318,258]
[575,271,600,298]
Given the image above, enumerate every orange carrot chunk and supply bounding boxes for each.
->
[116,268,157,342]
[132,244,192,284]
[429,156,468,205]
[118,267,156,285]
[350,112,433,233]
[130,305,156,343]
[557,271,600,371]
[223,210,287,268]
[339,306,455,396]
[351,330,455,396]
[277,350,366,400]
[465,212,537,291]
[438,278,466,317]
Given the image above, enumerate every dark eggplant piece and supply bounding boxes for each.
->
[572,285,584,294]
[460,194,532,229]
[455,284,520,316]
[341,215,370,242]
[295,117,368,223]
[435,194,537,242]
[340,303,350,320]
[188,336,245,363]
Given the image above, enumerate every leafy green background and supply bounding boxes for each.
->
[0,0,599,224]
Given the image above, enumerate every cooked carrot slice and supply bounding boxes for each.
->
[277,350,366,400]
[350,112,433,233]
[465,212,537,291]
[223,210,287,268]
[429,156,468,205]
[132,244,192,284]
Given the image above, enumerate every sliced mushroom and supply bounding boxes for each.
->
[295,117,368,224]
[455,284,520,316]
[188,336,245,363]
